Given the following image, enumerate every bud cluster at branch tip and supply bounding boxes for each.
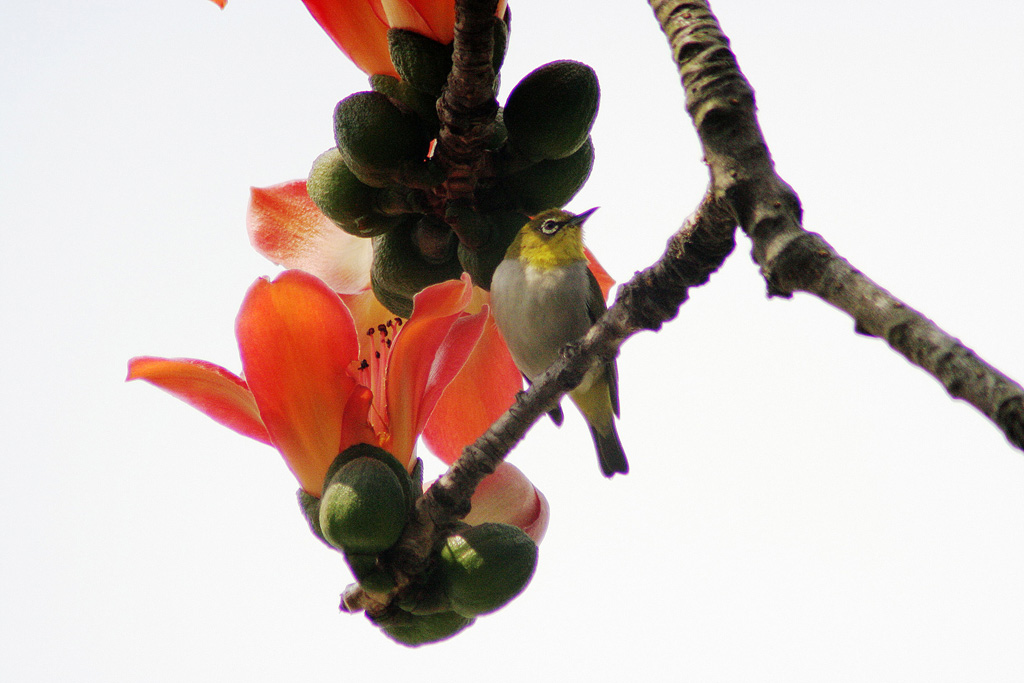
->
[306,14,601,316]
[299,444,538,647]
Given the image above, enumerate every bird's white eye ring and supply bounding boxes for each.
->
[540,219,560,235]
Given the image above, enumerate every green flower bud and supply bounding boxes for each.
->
[457,210,530,290]
[373,609,475,648]
[487,108,509,151]
[371,216,462,318]
[388,29,454,97]
[369,74,440,134]
[351,212,409,239]
[503,136,594,215]
[319,456,409,554]
[296,488,331,548]
[307,148,382,235]
[439,523,538,617]
[371,269,415,320]
[334,91,432,188]
[503,60,600,162]
[395,573,453,616]
[345,553,397,594]
[324,443,416,514]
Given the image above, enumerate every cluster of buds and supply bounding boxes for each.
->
[301,444,538,646]
[307,17,600,315]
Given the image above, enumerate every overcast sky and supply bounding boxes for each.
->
[2,1,1023,681]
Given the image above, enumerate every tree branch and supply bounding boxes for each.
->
[344,0,1024,616]
[649,0,1024,449]
[433,0,499,210]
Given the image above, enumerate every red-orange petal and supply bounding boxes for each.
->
[382,0,445,42]
[127,356,270,444]
[247,181,372,295]
[338,385,380,457]
[584,247,615,300]
[383,277,484,462]
[301,0,398,77]
[422,307,520,464]
[236,270,363,496]
[463,463,550,544]
[383,0,505,46]
[208,0,227,8]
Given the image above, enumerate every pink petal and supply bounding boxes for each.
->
[247,181,372,295]
[338,288,398,370]
[236,270,366,496]
[463,463,550,544]
[127,356,271,444]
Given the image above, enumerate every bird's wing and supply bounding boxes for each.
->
[586,269,620,417]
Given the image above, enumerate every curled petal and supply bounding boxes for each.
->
[127,356,270,444]
[382,0,506,45]
[463,463,550,544]
[237,270,362,496]
[422,308,520,464]
[247,181,372,295]
[339,385,380,456]
[384,276,484,462]
[381,0,445,43]
[301,0,397,77]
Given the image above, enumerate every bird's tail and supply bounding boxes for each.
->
[588,421,628,477]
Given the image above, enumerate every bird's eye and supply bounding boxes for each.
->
[540,219,560,235]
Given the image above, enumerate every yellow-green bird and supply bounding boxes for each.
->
[490,207,628,477]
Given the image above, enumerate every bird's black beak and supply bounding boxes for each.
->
[568,206,599,226]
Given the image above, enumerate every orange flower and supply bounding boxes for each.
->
[129,269,548,540]
[243,179,613,458]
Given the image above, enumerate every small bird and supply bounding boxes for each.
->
[490,207,628,477]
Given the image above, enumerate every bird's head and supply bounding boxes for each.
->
[505,207,598,269]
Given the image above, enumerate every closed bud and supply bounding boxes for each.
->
[503,60,600,162]
[388,29,453,96]
[371,608,475,648]
[296,488,330,547]
[439,523,538,617]
[395,575,453,616]
[371,217,462,317]
[369,74,440,134]
[503,136,594,215]
[318,456,409,554]
[345,553,397,594]
[334,91,431,188]
[307,148,381,234]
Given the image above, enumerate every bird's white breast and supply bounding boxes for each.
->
[491,259,593,381]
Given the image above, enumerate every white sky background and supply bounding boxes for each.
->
[2,0,1023,680]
